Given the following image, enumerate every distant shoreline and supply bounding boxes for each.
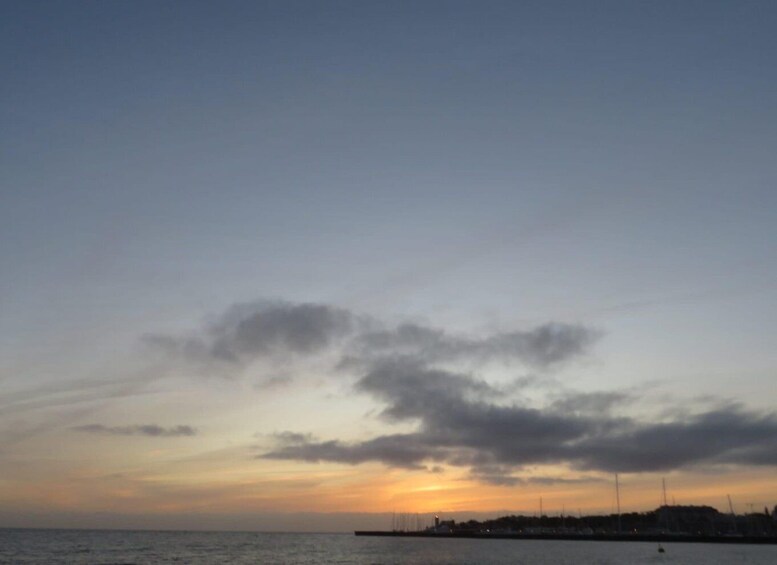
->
[354,531,777,545]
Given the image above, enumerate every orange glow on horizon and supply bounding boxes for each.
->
[4,460,777,519]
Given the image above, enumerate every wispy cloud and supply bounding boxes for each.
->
[350,322,599,369]
[73,424,197,437]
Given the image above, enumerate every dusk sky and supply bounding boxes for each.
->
[2,1,777,531]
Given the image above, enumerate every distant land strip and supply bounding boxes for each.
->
[354,531,777,545]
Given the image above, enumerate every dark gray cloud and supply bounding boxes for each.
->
[146,301,599,377]
[355,357,497,421]
[354,359,601,464]
[569,409,777,472]
[270,431,314,444]
[262,361,594,474]
[144,301,356,367]
[467,465,526,486]
[262,360,777,479]
[526,475,606,486]
[212,302,355,361]
[74,424,197,437]
[263,432,445,470]
[466,465,604,486]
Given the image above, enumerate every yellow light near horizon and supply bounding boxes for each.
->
[407,484,446,493]
[7,457,777,518]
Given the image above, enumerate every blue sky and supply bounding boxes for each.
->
[1,1,777,529]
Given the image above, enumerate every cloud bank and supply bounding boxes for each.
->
[149,300,777,483]
[264,359,777,478]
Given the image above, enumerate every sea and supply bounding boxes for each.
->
[1,529,776,564]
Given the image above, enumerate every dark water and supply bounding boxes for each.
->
[1,529,776,564]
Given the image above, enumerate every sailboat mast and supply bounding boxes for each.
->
[615,474,622,534]
[728,494,738,534]
[662,478,668,506]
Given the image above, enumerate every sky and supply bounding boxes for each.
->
[1,0,777,531]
